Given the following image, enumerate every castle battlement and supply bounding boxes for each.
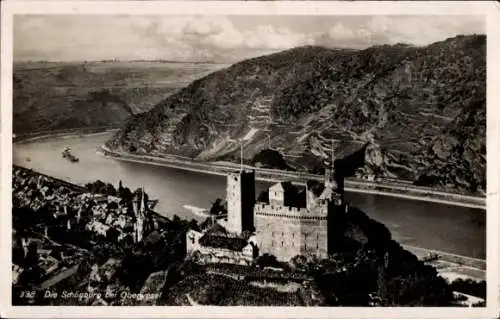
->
[254,202,329,219]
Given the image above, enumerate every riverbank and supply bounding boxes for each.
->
[12,128,485,210]
[402,244,485,282]
[98,145,486,210]
[13,126,120,144]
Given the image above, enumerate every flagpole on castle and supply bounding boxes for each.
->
[240,141,243,172]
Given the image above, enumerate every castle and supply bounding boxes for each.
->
[186,141,347,263]
[253,167,345,261]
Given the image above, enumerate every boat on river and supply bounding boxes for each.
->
[62,147,79,163]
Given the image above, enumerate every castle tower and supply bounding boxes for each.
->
[226,170,256,234]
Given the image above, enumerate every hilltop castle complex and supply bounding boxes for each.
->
[253,167,345,261]
[187,141,348,263]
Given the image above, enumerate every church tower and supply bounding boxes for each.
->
[133,187,147,243]
[226,142,256,234]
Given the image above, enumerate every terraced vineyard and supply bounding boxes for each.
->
[106,35,486,194]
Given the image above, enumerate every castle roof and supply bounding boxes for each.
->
[204,223,229,236]
[198,235,248,252]
[270,181,295,193]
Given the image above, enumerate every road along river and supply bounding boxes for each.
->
[13,132,485,260]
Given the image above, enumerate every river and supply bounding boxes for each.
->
[12,133,486,259]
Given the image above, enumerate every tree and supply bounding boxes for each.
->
[106,227,120,243]
[188,219,199,232]
[255,253,280,268]
[108,201,119,210]
[290,255,307,271]
[106,183,117,196]
[377,263,388,306]
[172,214,182,226]
[209,198,226,216]
[24,242,39,268]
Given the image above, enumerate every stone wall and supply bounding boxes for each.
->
[254,203,329,261]
[195,245,254,266]
[186,229,254,266]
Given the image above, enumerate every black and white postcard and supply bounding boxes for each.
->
[1,1,499,318]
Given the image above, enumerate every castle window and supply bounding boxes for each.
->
[281,241,283,247]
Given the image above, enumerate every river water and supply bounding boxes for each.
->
[12,133,486,259]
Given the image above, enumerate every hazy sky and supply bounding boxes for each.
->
[14,15,484,62]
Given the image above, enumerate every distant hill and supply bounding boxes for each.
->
[106,34,486,194]
[13,61,226,133]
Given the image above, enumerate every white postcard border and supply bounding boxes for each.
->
[1,1,499,318]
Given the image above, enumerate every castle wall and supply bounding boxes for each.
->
[254,203,329,261]
[186,230,254,266]
[195,245,254,266]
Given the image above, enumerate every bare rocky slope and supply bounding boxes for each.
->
[107,34,486,194]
